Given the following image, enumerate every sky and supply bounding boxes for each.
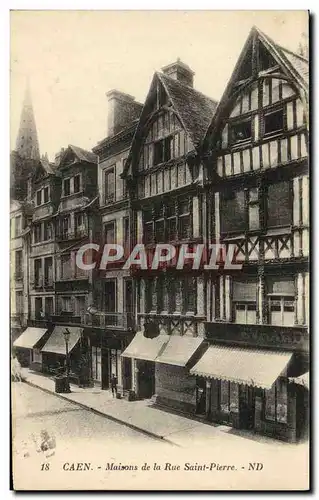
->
[10,10,308,161]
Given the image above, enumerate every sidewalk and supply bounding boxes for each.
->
[22,369,293,449]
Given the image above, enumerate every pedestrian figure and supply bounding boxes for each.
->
[110,373,117,397]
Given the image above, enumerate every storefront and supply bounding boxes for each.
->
[13,327,50,371]
[190,344,305,442]
[154,335,205,414]
[121,332,169,399]
[41,326,83,379]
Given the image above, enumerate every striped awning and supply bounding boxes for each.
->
[13,327,48,349]
[190,345,293,390]
[41,326,82,355]
[290,372,309,389]
[156,335,204,367]
[121,332,169,362]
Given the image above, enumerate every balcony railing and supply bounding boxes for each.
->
[29,311,135,330]
[85,312,135,330]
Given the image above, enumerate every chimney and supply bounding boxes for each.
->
[55,147,65,166]
[106,90,142,137]
[161,58,195,88]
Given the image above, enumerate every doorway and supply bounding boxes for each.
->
[137,360,155,399]
[239,385,255,429]
[123,357,132,391]
[196,377,207,415]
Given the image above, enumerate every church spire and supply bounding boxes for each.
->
[15,78,40,160]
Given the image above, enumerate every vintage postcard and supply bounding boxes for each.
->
[10,10,309,491]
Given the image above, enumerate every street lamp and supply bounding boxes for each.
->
[63,328,71,393]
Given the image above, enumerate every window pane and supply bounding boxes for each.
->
[265,384,276,421]
[249,204,259,230]
[36,191,42,205]
[283,310,295,326]
[235,307,246,324]
[220,380,230,413]
[264,109,284,135]
[276,379,288,423]
[179,215,191,239]
[221,190,245,233]
[44,187,49,203]
[267,181,291,227]
[168,218,177,241]
[63,179,70,196]
[74,175,81,193]
[155,220,164,243]
[229,120,252,144]
[246,308,257,324]
[229,383,239,413]
[270,310,282,326]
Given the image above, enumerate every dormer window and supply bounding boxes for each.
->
[43,186,49,203]
[63,178,71,196]
[74,174,81,193]
[229,119,252,146]
[36,190,42,206]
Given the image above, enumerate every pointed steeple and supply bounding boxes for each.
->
[15,78,40,160]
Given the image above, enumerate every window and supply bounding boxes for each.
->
[75,296,86,316]
[35,297,43,319]
[229,119,252,145]
[104,222,116,244]
[34,259,42,287]
[15,250,23,279]
[43,221,52,241]
[74,175,81,193]
[61,296,72,313]
[265,379,288,423]
[63,178,71,196]
[61,254,71,279]
[123,217,130,256]
[221,190,245,234]
[43,187,49,203]
[221,188,259,234]
[15,291,23,315]
[143,197,192,244]
[62,215,71,238]
[267,277,295,326]
[44,257,53,286]
[36,190,42,206]
[267,181,291,228]
[219,381,239,413]
[178,198,191,240]
[15,216,22,237]
[264,109,284,136]
[104,168,115,203]
[34,224,42,243]
[248,187,259,230]
[184,276,197,313]
[75,213,85,235]
[233,279,257,324]
[153,136,173,166]
[104,280,116,312]
[45,297,53,316]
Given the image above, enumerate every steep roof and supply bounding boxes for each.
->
[158,72,218,147]
[68,144,98,164]
[40,157,58,175]
[203,26,309,147]
[257,27,309,88]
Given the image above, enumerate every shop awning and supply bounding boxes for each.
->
[190,345,293,390]
[41,326,82,355]
[156,335,204,367]
[290,372,309,389]
[121,332,169,362]
[13,327,48,349]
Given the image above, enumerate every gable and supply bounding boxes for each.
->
[204,26,309,151]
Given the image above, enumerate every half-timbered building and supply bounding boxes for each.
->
[191,27,309,442]
[122,60,217,408]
